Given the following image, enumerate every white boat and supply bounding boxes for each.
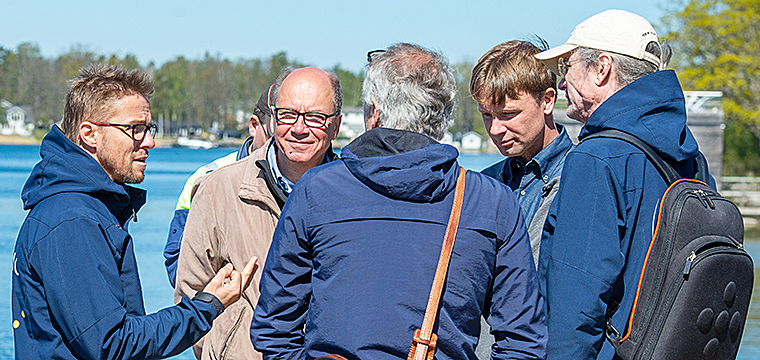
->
[176,136,216,149]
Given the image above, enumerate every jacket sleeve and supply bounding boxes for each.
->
[164,208,189,288]
[164,164,213,288]
[251,185,311,359]
[539,151,626,359]
[489,192,548,360]
[30,218,221,359]
[174,174,226,357]
[175,174,225,304]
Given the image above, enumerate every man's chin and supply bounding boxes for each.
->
[119,170,145,184]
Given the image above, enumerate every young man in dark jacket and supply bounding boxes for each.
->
[12,64,257,360]
[472,39,575,267]
[251,43,546,360]
[535,10,715,359]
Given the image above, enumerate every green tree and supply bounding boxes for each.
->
[662,0,760,175]
[153,56,190,135]
[0,43,58,126]
[332,65,364,107]
[450,61,485,137]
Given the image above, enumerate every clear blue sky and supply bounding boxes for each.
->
[2,0,672,73]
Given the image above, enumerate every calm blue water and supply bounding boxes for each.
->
[0,144,758,359]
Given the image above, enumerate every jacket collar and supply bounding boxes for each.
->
[578,70,699,162]
[503,124,574,186]
[23,125,146,226]
[248,139,339,211]
[240,138,283,215]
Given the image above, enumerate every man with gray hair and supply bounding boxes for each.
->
[251,43,546,359]
[535,10,714,359]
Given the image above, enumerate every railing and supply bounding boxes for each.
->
[721,176,760,216]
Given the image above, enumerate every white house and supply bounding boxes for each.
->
[440,131,455,146]
[2,106,35,137]
[460,131,483,152]
[338,106,365,140]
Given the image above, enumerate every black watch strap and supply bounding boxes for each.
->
[192,291,225,315]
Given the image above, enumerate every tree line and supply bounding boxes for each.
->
[0,44,482,140]
[1,0,757,174]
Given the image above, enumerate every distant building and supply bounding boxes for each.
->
[440,132,455,146]
[461,131,483,152]
[2,105,35,137]
[338,106,365,140]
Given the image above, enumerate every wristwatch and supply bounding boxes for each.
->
[192,291,225,314]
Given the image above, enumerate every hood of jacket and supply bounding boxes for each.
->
[578,70,698,162]
[341,127,459,203]
[22,125,145,219]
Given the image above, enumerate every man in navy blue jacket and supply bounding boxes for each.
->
[251,43,546,359]
[535,10,715,359]
[12,64,257,360]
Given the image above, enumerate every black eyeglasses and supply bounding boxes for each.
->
[367,49,386,63]
[272,108,339,128]
[90,122,157,141]
[557,57,582,78]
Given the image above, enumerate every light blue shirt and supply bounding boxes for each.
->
[267,143,295,195]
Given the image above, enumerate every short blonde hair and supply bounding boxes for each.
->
[61,64,153,143]
[470,40,556,106]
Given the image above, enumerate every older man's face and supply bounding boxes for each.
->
[274,67,341,172]
[558,52,597,124]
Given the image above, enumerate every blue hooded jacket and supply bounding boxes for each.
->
[539,70,715,360]
[12,126,222,359]
[251,128,546,359]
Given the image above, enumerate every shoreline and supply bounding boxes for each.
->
[0,135,240,148]
[0,135,40,145]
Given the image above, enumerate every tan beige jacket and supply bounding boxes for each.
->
[175,140,280,360]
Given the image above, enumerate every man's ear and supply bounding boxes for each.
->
[78,121,99,151]
[595,54,614,87]
[365,98,381,130]
[542,87,557,115]
[331,114,342,140]
[249,114,259,138]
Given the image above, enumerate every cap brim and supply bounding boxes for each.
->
[535,44,579,76]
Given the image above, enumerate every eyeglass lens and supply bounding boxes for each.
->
[275,108,330,128]
[132,124,157,140]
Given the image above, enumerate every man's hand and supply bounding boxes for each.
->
[202,257,258,308]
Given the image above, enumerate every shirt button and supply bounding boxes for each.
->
[543,175,549,181]
[520,190,526,196]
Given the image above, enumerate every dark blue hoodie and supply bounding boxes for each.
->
[539,70,715,360]
[12,126,221,359]
[251,128,546,359]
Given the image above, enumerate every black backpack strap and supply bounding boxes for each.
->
[694,152,710,184]
[582,129,681,185]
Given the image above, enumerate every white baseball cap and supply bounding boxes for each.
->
[536,9,661,75]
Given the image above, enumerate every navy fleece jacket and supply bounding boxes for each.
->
[12,126,221,360]
[252,128,546,359]
[539,70,715,360]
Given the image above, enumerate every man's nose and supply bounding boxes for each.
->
[291,114,309,133]
[141,130,156,149]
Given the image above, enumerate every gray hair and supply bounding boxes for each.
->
[576,41,672,88]
[272,67,343,113]
[362,43,457,140]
